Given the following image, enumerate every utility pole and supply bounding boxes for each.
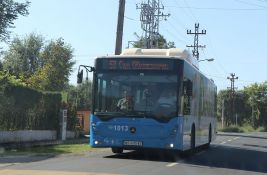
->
[115,0,125,55]
[136,0,170,48]
[186,23,206,60]
[227,73,238,95]
[227,73,238,124]
[222,99,225,129]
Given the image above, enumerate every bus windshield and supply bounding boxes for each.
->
[94,71,178,121]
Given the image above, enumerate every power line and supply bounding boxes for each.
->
[182,0,198,22]
[161,25,187,45]
[234,0,267,9]
[165,5,267,11]
[124,16,138,21]
[166,20,189,42]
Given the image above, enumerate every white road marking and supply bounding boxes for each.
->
[233,137,239,140]
[227,139,232,142]
[220,141,226,144]
[166,162,179,167]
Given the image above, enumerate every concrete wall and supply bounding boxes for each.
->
[66,131,77,139]
[0,130,78,143]
[0,130,57,143]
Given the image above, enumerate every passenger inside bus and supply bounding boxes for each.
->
[155,88,177,117]
[157,88,177,107]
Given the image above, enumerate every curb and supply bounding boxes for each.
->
[217,132,267,139]
[0,138,89,149]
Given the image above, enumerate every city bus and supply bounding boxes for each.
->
[77,48,217,154]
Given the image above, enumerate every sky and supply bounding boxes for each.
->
[2,0,267,91]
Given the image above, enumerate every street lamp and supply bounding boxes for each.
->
[198,58,215,62]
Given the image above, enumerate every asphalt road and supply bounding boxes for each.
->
[1,132,267,175]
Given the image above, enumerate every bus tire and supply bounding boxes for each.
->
[190,124,196,151]
[111,147,123,154]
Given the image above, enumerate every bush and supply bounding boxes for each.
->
[219,124,267,133]
[256,126,266,132]
[220,125,244,133]
[0,83,61,131]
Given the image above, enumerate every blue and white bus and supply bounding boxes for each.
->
[78,48,217,154]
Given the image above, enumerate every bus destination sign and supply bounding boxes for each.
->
[102,59,173,71]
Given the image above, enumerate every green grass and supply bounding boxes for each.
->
[1,144,95,156]
[219,124,267,133]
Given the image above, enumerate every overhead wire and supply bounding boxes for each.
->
[233,0,267,9]
[164,6,267,11]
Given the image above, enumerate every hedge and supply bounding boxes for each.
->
[0,84,62,131]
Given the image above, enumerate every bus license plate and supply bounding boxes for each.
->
[123,140,143,147]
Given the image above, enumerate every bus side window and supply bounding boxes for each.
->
[183,79,193,115]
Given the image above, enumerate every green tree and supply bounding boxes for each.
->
[38,38,75,91]
[66,80,92,110]
[3,33,75,91]
[3,33,44,77]
[243,82,267,128]
[0,61,3,71]
[0,0,30,42]
[217,90,250,126]
[132,33,176,49]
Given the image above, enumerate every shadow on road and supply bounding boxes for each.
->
[183,145,267,173]
[105,145,267,173]
[0,154,55,164]
[104,149,178,162]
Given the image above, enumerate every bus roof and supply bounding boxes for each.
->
[121,48,199,69]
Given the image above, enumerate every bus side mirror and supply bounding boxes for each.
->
[77,69,83,84]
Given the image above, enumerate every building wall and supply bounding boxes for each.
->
[76,111,90,134]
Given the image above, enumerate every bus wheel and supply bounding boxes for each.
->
[111,147,123,154]
[190,125,195,151]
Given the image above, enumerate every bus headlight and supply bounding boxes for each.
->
[170,143,174,148]
[94,140,99,145]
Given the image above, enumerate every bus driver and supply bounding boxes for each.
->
[117,90,134,111]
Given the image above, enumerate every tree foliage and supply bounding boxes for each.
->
[2,33,75,91]
[0,71,62,131]
[0,0,30,42]
[39,38,75,91]
[0,61,3,71]
[132,33,176,49]
[3,33,44,77]
[66,80,92,111]
[243,82,267,127]
[217,82,267,129]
